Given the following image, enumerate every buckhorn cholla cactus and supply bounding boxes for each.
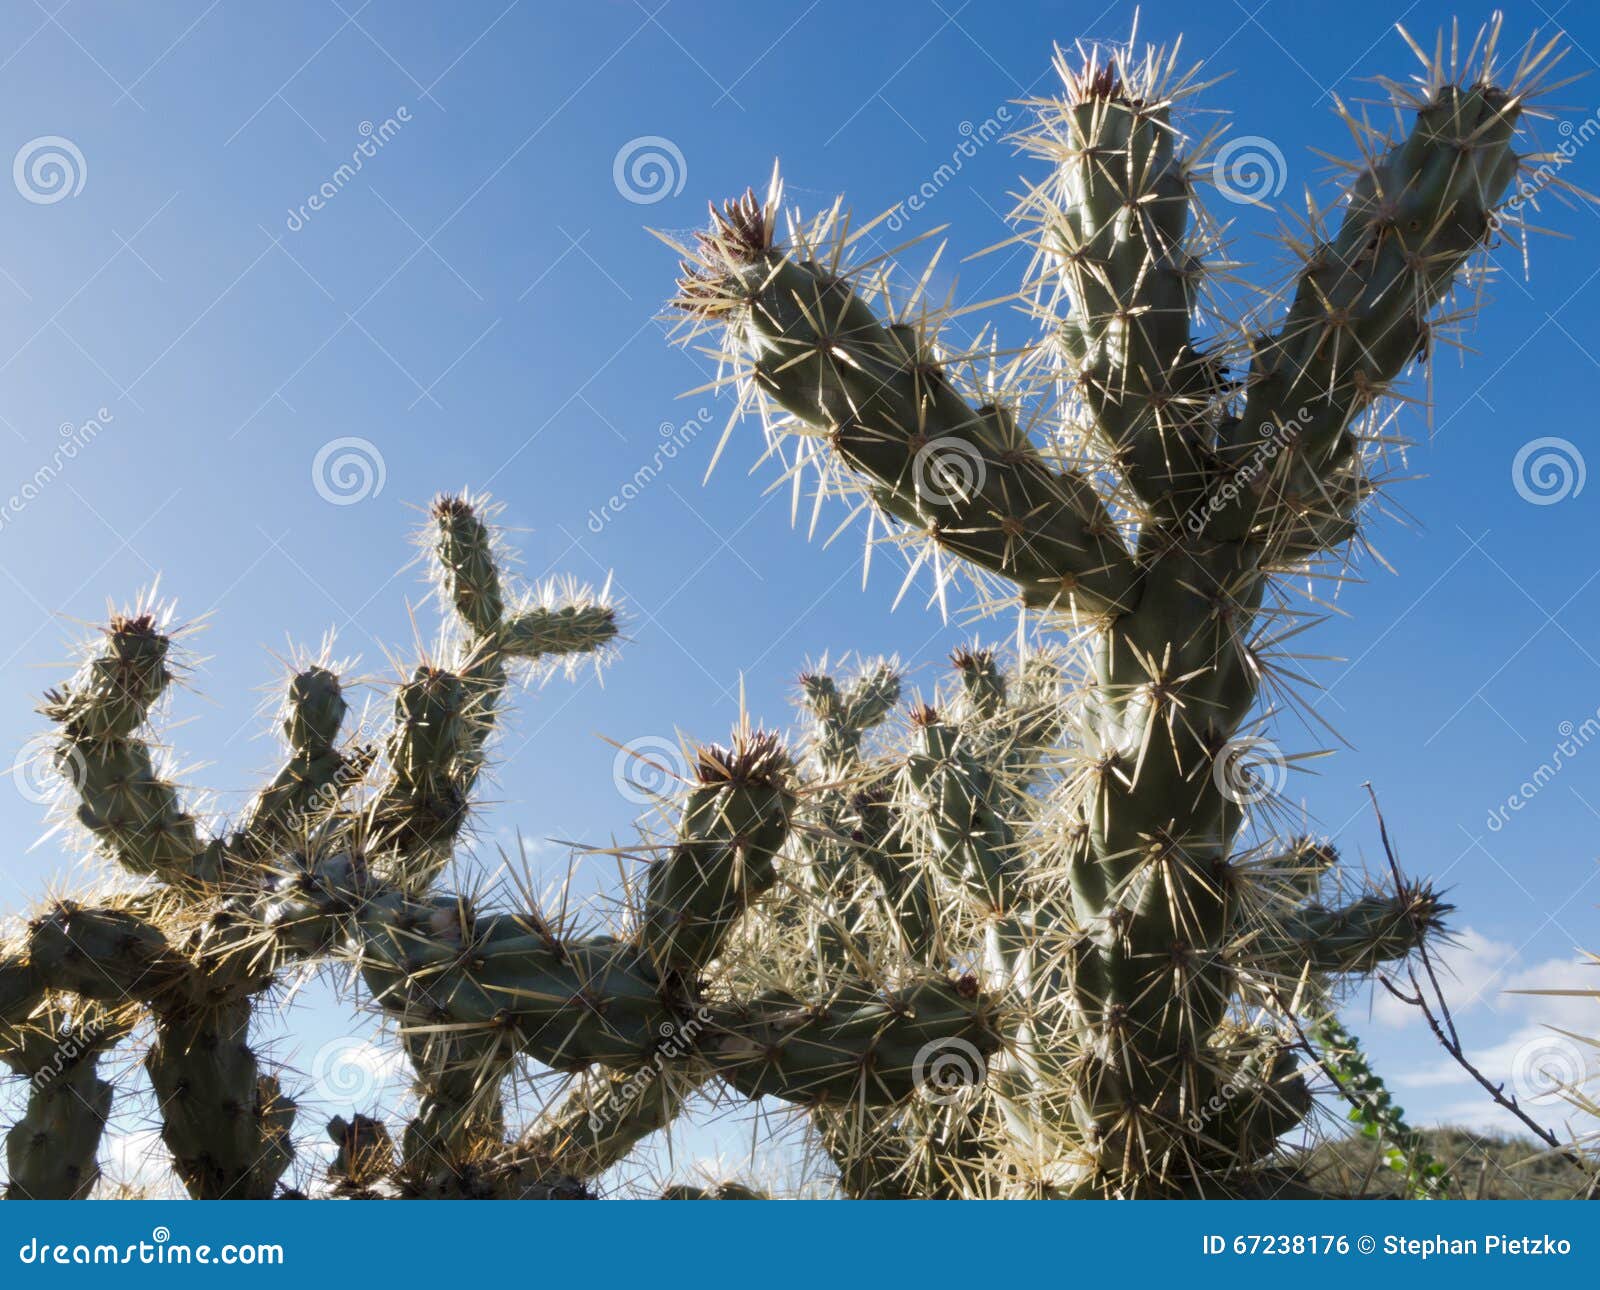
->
[662,18,1575,1194]
[0,19,1579,1201]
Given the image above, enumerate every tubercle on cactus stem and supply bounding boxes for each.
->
[659,14,1576,1196]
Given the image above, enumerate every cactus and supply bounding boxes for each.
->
[660,17,1574,1195]
[1,493,1000,1199]
[0,18,1580,1200]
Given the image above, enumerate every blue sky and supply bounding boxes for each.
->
[0,0,1597,1189]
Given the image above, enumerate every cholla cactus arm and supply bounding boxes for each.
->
[1209,62,1526,548]
[395,1028,508,1195]
[41,611,222,885]
[506,1062,701,1188]
[802,660,902,777]
[1250,884,1448,977]
[951,647,1066,791]
[145,996,277,1200]
[231,667,371,867]
[795,660,943,964]
[1187,1025,1313,1176]
[905,705,1023,921]
[5,1052,115,1199]
[356,732,795,1066]
[1,999,133,1200]
[678,197,1137,616]
[641,733,794,975]
[710,974,1001,1105]
[1019,45,1219,517]
[373,495,619,894]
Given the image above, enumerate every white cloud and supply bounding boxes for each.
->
[98,1128,183,1198]
[1371,927,1599,1032]
[1357,927,1600,1136]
